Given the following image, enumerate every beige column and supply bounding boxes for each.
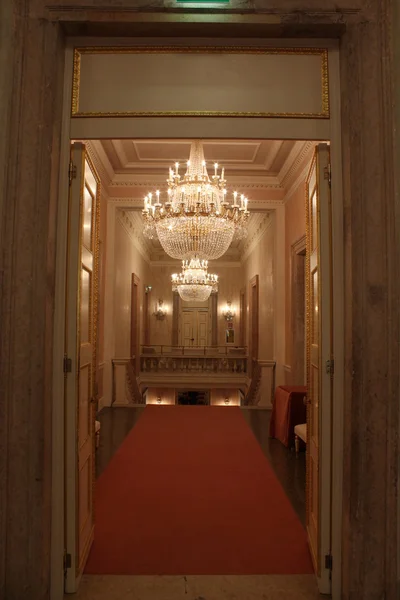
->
[0,2,64,599]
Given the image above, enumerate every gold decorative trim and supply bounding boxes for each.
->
[71,46,330,119]
[305,148,316,575]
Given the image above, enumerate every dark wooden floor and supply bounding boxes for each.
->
[96,406,306,526]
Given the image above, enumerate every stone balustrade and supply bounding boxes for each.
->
[141,355,247,374]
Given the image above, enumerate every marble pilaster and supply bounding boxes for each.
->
[0,2,65,599]
[339,4,399,598]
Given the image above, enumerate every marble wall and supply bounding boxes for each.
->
[146,264,177,347]
[113,218,149,357]
[210,388,241,406]
[215,265,243,347]
[242,221,275,363]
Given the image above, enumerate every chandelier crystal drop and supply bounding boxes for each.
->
[142,140,250,261]
[171,258,218,302]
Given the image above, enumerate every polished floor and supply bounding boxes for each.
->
[70,406,320,600]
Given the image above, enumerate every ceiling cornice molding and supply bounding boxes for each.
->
[85,140,114,188]
[240,213,273,263]
[108,178,283,190]
[283,160,311,204]
[116,210,151,264]
[263,140,284,170]
[280,141,315,191]
[277,140,305,183]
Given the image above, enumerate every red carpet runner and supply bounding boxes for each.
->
[85,406,313,575]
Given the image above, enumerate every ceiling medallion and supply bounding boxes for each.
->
[171,259,218,302]
[142,140,250,261]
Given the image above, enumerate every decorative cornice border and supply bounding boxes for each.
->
[108,180,283,190]
[241,213,273,263]
[116,210,151,263]
[280,140,315,191]
[84,141,113,190]
[284,145,316,203]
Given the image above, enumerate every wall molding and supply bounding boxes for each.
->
[116,210,151,263]
[241,213,273,263]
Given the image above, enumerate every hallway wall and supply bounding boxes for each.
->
[146,264,177,346]
[113,218,150,357]
[242,219,274,406]
[216,264,243,347]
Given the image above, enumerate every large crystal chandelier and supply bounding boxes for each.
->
[172,259,218,302]
[142,140,249,261]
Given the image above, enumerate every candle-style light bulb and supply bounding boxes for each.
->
[244,197,248,211]
[221,167,225,180]
[144,196,148,210]
[214,162,218,176]
[156,190,160,203]
[148,193,152,205]
[240,194,244,208]
[233,191,238,205]
[175,162,179,174]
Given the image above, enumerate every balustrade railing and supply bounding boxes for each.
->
[141,344,247,357]
[140,345,248,375]
[140,354,247,374]
[112,357,145,406]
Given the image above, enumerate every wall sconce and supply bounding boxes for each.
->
[153,299,167,320]
[224,397,230,405]
[223,301,235,322]
[156,396,162,404]
[145,286,152,294]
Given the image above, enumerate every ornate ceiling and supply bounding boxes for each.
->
[86,138,315,263]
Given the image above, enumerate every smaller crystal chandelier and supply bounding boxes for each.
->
[172,258,218,302]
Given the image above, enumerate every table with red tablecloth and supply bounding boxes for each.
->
[269,385,307,447]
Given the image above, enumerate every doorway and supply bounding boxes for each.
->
[177,390,210,405]
[54,40,344,600]
[180,308,209,347]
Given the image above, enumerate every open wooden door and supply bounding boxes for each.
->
[305,144,333,594]
[64,143,100,592]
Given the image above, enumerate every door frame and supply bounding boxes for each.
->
[248,275,259,375]
[52,37,344,600]
[291,235,307,385]
[179,306,210,346]
[130,273,140,371]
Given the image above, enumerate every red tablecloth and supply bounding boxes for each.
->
[269,385,307,447]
